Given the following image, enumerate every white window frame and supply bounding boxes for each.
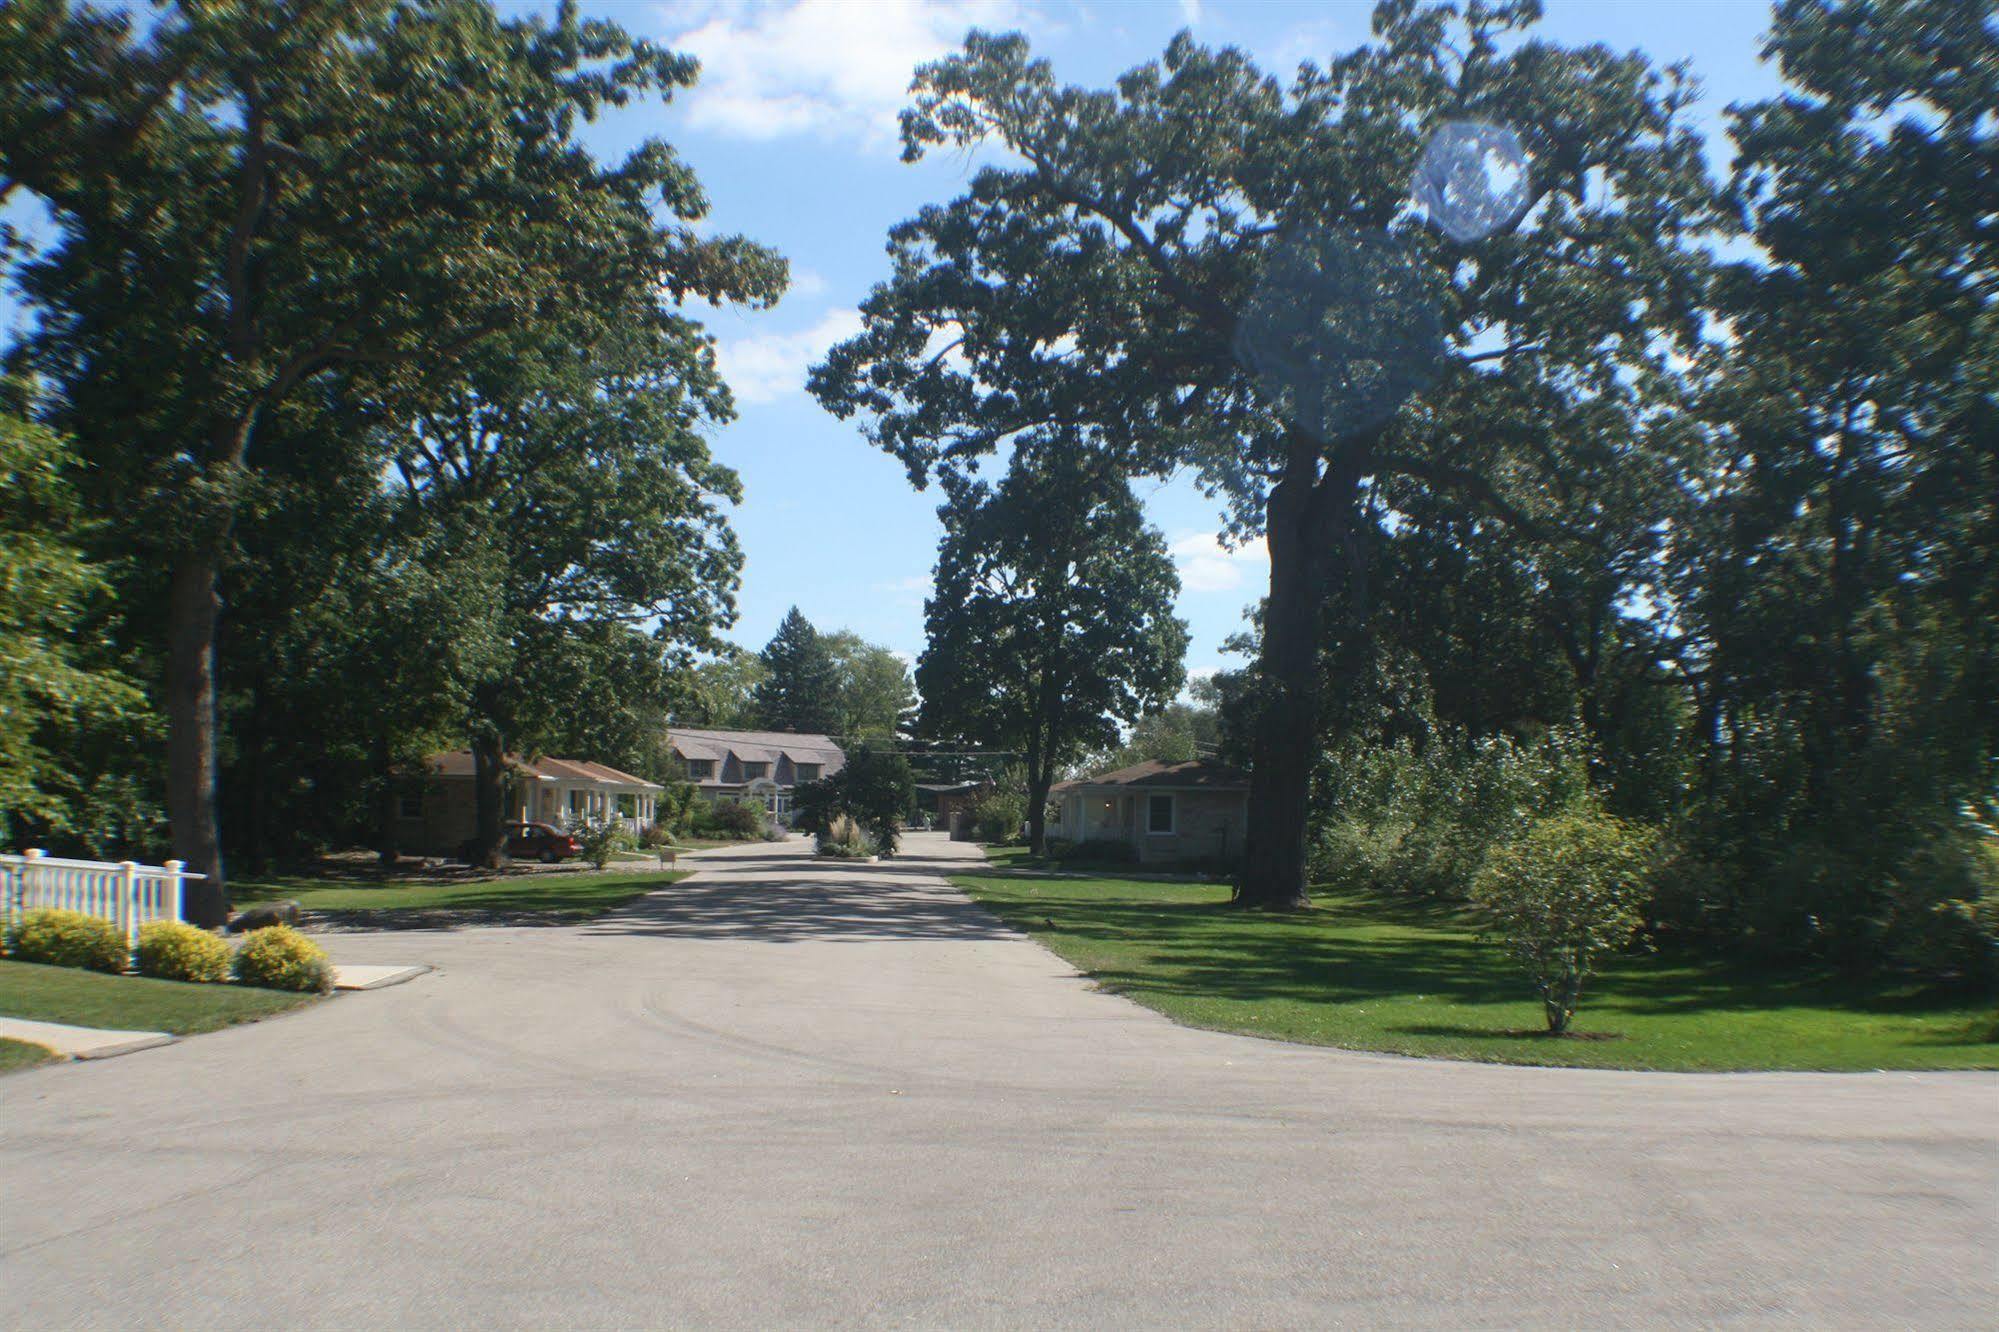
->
[397,792,424,820]
[1146,793,1176,835]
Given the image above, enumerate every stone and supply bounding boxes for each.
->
[227,900,302,934]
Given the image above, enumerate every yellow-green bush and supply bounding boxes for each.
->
[136,920,231,983]
[5,909,128,973]
[230,925,334,993]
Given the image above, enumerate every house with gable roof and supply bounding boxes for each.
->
[666,727,846,824]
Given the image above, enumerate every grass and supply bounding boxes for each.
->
[950,863,1999,1072]
[231,868,687,918]
[0,960,320,1035]
[0,1036,58,1072]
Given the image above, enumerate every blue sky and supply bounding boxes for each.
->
[6,0,1789,679]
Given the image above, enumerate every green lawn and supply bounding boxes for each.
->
[0,960,320,1035]
[0,1036,58,1072]
[951,864,1999,1072]
[231,868,687,918]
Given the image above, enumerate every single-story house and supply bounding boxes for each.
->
[1049,758,1249,865]
[404,751,664,855]
[666,727,846,824]
[917,780,988,836]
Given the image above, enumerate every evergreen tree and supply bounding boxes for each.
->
[754,609,842,735]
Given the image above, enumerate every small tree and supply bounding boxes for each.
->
[1473,811,1659,1034]
[839,746,915,857]
[573,816,632,871]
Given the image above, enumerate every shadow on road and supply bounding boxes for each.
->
[581,851,1013,943]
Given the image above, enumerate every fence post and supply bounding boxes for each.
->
[118,861,140,957]
[164,861,186,923]
[17,848,44,926]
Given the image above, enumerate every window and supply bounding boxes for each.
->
[686,758,714,781]
[1147,794,1176,835]
[741,761,769,780]
[397,792,424,820]
[795,763,821,783]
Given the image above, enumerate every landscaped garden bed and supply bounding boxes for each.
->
[949,861,1999,1073]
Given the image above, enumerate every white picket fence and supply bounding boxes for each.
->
[1,849,200,951]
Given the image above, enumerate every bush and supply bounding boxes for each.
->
[6,909,127,973]
[969,791,1026,845]
[1051,838,1139,865]
[135,920,230,983]
[231,925,334,993]
[1311,725,1592,900]
[637,821,678,850]
[573,817,632,870]
[1472,810,1659,1033]
[695,798,765,840]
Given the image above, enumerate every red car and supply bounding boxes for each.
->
[461,822,579,864]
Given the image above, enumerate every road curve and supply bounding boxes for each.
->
[2,832,1993,1328]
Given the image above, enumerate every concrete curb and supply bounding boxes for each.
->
[331,964,431,991]
[0,1016,177,1060]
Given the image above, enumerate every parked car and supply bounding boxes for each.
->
[459,821,580,864]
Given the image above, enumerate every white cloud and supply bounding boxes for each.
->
[1177,0,1203,25]
[712,306,862,405]
[662,0,1025,147]
[1170,531,1267,594]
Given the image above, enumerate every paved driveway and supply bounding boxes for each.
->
[3,833,1993,1328]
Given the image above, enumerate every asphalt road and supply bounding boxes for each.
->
[3,833,1994,1328]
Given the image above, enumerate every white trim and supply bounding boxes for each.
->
[1145,793,1176,835]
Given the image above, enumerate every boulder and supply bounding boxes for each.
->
[226,900,302,934]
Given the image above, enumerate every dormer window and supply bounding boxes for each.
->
[741,761,770,780]
[685,758,715,781]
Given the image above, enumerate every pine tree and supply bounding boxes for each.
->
[754,609,842,735]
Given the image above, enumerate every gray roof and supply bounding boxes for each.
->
[667,727,845,775]
[1052,758,1248,794]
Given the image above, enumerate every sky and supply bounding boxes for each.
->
[5,0,1790,679]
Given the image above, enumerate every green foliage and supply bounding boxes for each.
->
[968,791,1027,845]
[1,0,784,894]
[1310,726,1592,900]
[572,817,632,871]
[804,746,915,857]
[915,449,1187,853]
[695,798,765,841]
[1050,838,1140,866]
[1473,811,1661,1034]
[5,909,127,974]
[753,608,842,735]
[230,926,333,994]
[0,404,145,844]
[823,631,918,740]
[678,652,767,730]
[134,920,231,984]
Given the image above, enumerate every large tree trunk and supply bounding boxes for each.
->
[1236,436,1367,910]
[469,728,509,868]
[372,732,401,867]
[167,554,229,926]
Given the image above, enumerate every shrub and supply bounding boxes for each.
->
[1473,810,1659,1033]
[969,791,1026,844]
[1310,726,1591,900]
[696,798,765,840]
[135,920,230,983]
[6,909,127,973]
[231,925,334,993]
[573,817,632,870]
[637,821,678,850]
[1051,838,1139,865]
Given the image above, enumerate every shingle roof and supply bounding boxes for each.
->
[667,727,846,774]
[1052,757,1248,793]
[424,752,661,789]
